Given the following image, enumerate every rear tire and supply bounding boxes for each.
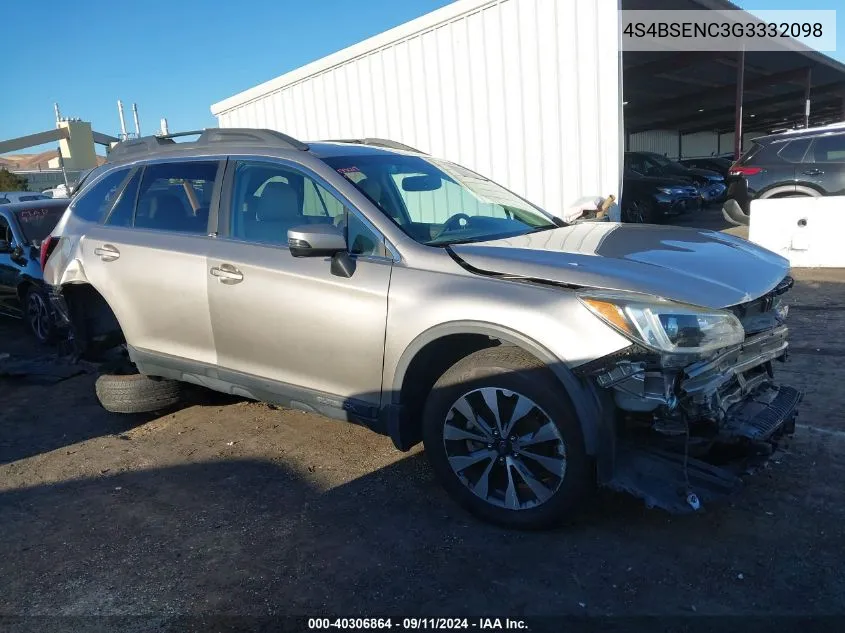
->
[95,373,182,413]
[421,347,592,529]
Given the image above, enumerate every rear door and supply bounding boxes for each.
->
[803,133,845,197]
[80,159,224,365]
[205,158,392,416]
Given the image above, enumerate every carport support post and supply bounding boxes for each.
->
[804,67,812,128]
[734,48,745,160]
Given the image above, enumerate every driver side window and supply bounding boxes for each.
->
[230,161,386,257]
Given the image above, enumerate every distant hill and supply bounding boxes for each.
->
[0,151,107,170]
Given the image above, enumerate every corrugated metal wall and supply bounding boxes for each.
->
[213,0,621,216]
[681,132,719,159]
[629,130,767,159]
[627,130,679,159]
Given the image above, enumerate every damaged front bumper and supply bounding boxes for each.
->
[582,322,801,514]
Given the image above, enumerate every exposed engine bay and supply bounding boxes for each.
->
[578,276,801,513]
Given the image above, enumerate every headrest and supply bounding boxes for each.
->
[140,192,185,218]
[256,181,299,222]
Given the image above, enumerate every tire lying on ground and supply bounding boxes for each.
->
[95,373,182,414]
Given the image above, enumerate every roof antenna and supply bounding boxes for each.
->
[132,103,141,138]
[117,100,128,140]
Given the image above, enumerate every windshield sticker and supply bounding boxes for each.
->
[337,166,361,175]
[17,208,51,222]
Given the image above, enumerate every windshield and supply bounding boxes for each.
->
[14,206,65,244]
[323,154,558,246]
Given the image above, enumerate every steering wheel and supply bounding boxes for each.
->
[440,213,473,234]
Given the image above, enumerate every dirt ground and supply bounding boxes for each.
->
[1,216,844,626]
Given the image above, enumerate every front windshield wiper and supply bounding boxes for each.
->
[426,223,559,247]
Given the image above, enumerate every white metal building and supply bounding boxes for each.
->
[211,0,622,219]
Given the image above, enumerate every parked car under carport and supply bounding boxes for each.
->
[621,168,702,222]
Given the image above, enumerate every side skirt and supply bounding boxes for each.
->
[128,346,385,434]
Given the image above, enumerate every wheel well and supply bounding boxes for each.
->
[769,191,810,199]
[16,280,35,302]
[395,334,503,448]
[61,283,125,356]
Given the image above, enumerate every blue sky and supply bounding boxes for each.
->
[2,0,842,155]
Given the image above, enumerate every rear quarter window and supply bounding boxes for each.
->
[776,138,812,163]
[70,168,132,222]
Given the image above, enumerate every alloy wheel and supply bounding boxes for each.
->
[442,387,567,510]
[625,201,646,223]
[26,292,51,342]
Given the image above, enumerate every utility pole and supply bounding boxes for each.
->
[734,48,745,160]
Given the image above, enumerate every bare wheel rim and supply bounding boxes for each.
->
[626,201,646,223]
[442,387,567,511]
[26,292,50,341]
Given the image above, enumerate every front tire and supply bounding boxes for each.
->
[421,347,592,529]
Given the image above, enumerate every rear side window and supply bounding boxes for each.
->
[777,138,812,163]
[104,169,142,227]
[134,162,218,234]
[71,168,131,222]
[812,134,845,163]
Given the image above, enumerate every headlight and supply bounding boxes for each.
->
[579,292,745,354]
[657,187,673,195]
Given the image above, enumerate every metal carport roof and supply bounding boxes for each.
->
[622,0,845,136]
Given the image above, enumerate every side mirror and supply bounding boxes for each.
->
[287,224,346,258]
[0,240,11,254]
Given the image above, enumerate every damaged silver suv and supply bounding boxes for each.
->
[44,129,800,528]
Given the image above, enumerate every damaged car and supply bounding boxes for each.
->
[43,129,800,528]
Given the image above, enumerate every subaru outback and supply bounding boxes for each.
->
[44,129,800,528]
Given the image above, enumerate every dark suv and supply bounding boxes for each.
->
[723,123,845,225]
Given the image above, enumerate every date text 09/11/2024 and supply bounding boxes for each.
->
[307,618,529,630]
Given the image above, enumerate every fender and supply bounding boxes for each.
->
[390,320,606,455]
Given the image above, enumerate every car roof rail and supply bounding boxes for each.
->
[324,138,425,154]
[107,128,309,161]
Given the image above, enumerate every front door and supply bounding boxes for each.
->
[206,159,392,414]
[804,132,845,197]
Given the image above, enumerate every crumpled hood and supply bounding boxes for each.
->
[449,223,790,308]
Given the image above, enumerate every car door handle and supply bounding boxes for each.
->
[93,244,120,262]
[210,264,244,285]
[802,169,824,176]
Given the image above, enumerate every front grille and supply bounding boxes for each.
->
[722,384,802,441]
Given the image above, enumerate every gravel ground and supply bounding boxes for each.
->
[1,220,844,626]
